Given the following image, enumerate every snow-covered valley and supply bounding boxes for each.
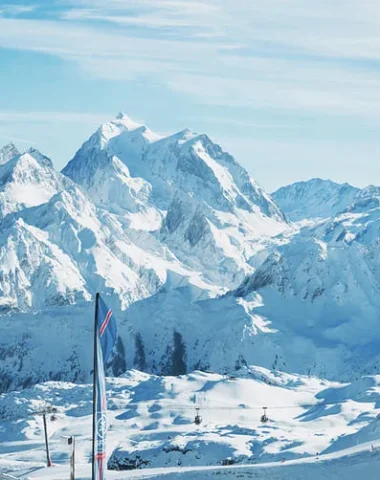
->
[1,113,380,477]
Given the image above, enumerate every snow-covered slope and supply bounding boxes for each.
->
[1,369,380,478]
[0,154,160,312]
[230,199,380,378]
[120,181,380,381]
[273,178,360,221]
[5,201,380,386]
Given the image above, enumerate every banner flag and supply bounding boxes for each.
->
[92,294,117,480]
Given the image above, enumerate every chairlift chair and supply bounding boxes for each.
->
[260,407,269,423]
[194,408,202,425]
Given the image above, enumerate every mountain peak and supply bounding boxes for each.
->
[0,150,71,219]
[63,114,285,221]
[1,141,16,149]
[273,178,360,221]
[114,111,143,131]
[27,147,53,168]
[0,142,20,165]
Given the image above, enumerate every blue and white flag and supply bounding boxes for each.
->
[93,294,117,480]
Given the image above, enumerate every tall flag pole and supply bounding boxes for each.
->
[92,293,117,480]
[91,293,99,480]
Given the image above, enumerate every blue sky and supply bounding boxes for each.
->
[1,0,380,190]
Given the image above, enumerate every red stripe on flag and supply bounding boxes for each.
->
[95,453,106,460]
[100,310,112,337]
[98,457,104,478]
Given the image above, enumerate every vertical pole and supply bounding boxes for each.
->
[72,436,75,480]
[68,436,75,480]
[92,293,100,480]
[42,413,52,467]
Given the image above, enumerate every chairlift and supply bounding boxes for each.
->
[50,414,57,422]
[260,407,269,423]
[194,408,202,426]
[46,406,57,414]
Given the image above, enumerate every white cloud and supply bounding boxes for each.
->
[62,0,220,29]
[1,1,380,119]
[57,0,380,58]
[166,59,380,117]
[0,4,36,16]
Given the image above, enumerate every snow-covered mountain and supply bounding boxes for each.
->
[63,113,283,222]
[273,178,360,221]
[2,112,380,394]
[0,149,72,219]
[0,114,291,390]
[0,142,19,165]
[0,116,289,314]
[119,173,380,381]
[63,112,286,286]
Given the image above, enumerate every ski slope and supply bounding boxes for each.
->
[17,443,380,479]
[1,368,380,479]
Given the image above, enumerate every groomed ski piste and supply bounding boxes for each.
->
[1,367,380,479]
[6,446,380,480]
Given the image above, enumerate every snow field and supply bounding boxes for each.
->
[1,368,380,478]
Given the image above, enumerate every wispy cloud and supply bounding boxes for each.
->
[0,4,36,16]
[57,0,380,58]
[167,62,380,117]
[61,1,220,30]
[1,1,380,120]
